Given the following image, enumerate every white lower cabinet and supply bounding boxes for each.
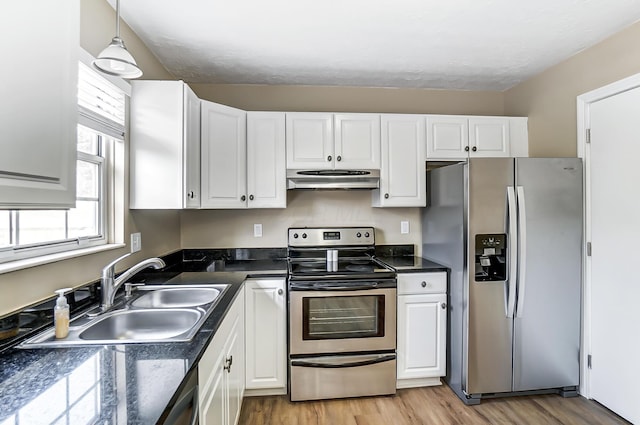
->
[199,288,245,425]
[244,279,287,395]
[396,272,447,388]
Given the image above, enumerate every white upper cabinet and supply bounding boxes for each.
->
[334,114,381,169]
[246,113,287,208]
[0,0,79,209]
[286,113,380,169]
[130,81,201,209]
[373,115,426,207]
[468,117,510,157]
[201,101,247,209]
[427,116,526,160]
[201,106,286,209]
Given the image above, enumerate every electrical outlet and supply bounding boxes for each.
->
[401,221,410,234]
[131,233,142,253]
[254,224,263,238]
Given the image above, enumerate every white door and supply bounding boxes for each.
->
[425,116,469,159]
[397,293,446,380]
[375,115,426,207]
[247,112,287,208]
[286,113,334,169]
[201,101,247,208]
[245,279,287,390]
[468,118,509,157]
[587,86,640,424]
[183,84,201,208]
[334,114,381,169]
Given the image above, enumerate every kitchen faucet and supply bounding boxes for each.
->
[100,253,166,310]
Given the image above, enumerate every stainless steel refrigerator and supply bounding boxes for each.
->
[422,158,582,405]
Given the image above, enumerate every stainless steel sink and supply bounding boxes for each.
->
[131,287,221,308]
[18,283,230,348]
[79,308,202,341]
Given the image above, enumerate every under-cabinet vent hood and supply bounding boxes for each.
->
[286,169,380,190]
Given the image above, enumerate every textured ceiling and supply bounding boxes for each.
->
[115,0,640,90]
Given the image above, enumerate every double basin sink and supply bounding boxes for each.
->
[20,284,229,348]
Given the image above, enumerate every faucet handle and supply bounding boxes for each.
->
[102,253,132,278]
[124,283,145,298]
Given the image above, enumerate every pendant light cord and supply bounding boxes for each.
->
[115,0,121,39]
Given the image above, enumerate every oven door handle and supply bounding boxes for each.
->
[291,354,396,369]
[289,283,389,291]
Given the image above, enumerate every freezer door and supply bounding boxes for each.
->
[512,158,582,391]
[466,158,515,395]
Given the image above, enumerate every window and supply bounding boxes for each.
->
[0,62,126,264]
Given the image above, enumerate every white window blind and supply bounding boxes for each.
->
[77,62,126,138]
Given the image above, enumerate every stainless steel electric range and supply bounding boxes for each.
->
[287,226,397,401]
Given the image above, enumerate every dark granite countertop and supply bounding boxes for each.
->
[0,272,249,425]
[377,256,449,273]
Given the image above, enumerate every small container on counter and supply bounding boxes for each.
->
[54,288,71,339]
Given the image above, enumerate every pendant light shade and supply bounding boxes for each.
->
[93,0,142,79]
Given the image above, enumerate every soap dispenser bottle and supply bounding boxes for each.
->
[54,288,71,339]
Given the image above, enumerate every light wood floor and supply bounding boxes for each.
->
[238,385,630,425]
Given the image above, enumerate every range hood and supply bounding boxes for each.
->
[287,169,380,190]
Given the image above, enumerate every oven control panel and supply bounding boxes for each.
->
[288,227,375,247]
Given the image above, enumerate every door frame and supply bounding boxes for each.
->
[576,71,640,398]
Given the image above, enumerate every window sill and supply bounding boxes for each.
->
[0,243,126,275]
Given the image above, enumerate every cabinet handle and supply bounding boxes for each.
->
[278,288,283,295]
[327,155,332,162]
[465,146,470,152]
[472,146,477,152]
[249,194,254,201]
[441,303,447,309]
[421,281,427,288]
[337,155,342,161]
[224,355,233,372]
[384,193,389,199]
[241,195,246,201]
[187,191,195,199]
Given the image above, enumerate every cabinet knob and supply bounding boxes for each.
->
[224,355,233,372]
[241,195,246,201]
[441,303,447,309]
[337,155,342,161]
[188,191,195,199]
[327,155,332,162]
[465,146,470,152]
[278,288,283,295]
[472,146,477,152]
[421,281,427,288]
[249,194,254,201]
[384,193,389,199]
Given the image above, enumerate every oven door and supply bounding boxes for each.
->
[289,284,396,355]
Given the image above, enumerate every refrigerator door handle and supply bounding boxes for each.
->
[506,186,518,318]
[516,185,527,317]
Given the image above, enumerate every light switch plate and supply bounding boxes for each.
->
[131,233,142,253]
[401,221,410,234]
[254,224,263,238]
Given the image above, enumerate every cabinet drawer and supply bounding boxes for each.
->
[397,272,447,295]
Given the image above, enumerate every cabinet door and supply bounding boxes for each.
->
[131,81,200,209]
[334,114,381,169]
[245,279,287,390]
[226,314,244,425]
[247,113,287,208]
[397,293,447,380]
[469,118,510,157]
[425,116,469,159]
[374,115,426,207]
[200,358,226,425]
[286,113,334,169]
[0,0,78,208]
[201,101,247,208]
[184,85,201,208]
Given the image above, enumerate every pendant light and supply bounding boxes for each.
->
[93,0,142,79]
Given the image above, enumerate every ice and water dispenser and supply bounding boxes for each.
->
[474,233,507,281]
